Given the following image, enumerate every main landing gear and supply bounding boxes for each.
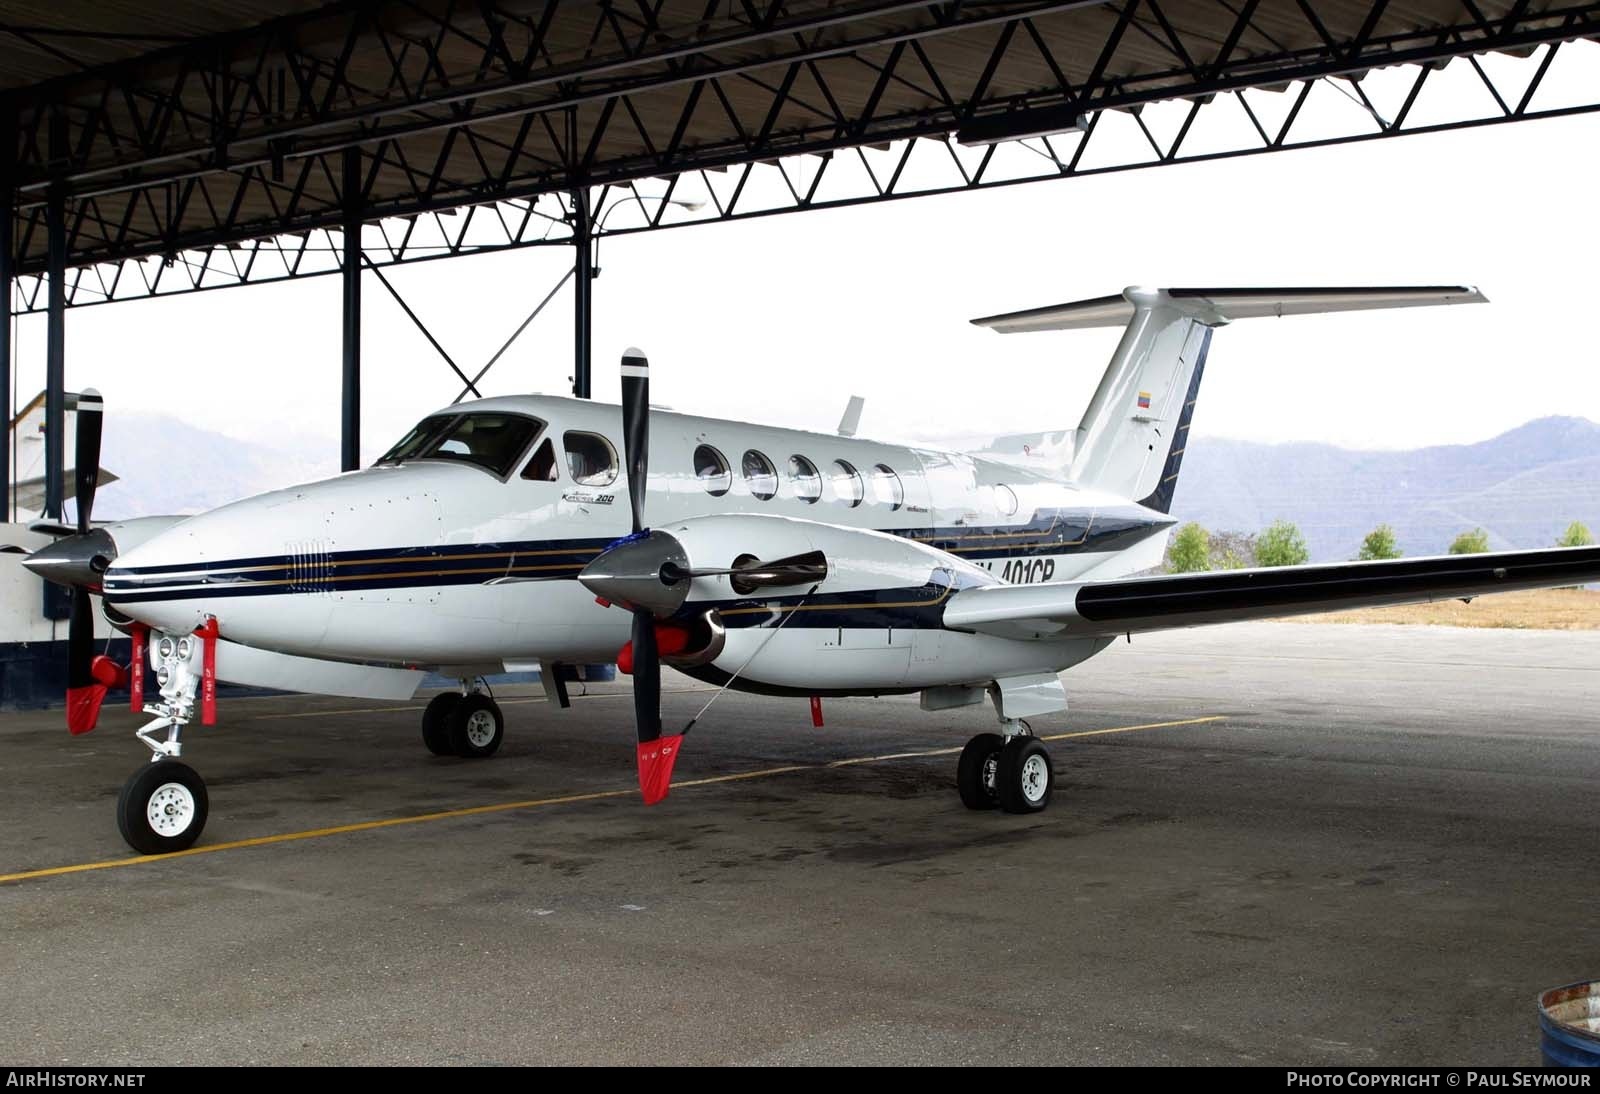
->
[957,721,1053,814]
[420,687,505,759]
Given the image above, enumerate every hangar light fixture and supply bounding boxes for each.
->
[955,103,1090,147]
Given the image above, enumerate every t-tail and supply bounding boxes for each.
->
[972,286,1487,512]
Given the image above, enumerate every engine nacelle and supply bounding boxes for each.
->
[581,514,1104,696]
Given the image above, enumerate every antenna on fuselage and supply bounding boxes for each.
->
[836,395,865,438]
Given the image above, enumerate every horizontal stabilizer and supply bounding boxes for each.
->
[944,546,1600,640]
[971,286,1486,333]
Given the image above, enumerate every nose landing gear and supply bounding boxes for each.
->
[117,628,213,854]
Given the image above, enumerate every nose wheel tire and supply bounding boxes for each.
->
[448,693,505,758]
[117,760,209,855]
[957,733,1005,810]
[996,737,1053,814]
[421,692,463,756]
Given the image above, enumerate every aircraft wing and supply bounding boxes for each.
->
[942,546,1600,639]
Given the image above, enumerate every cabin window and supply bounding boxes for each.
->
[996,484,1019,517]
[788,455,821,504]
[743,450,778,501]
[564,431,617,486]
[695,445,731,497]
[831,459,863,508]
[872,463,904,510]
[377,412,542,478]
[521,439,559,482]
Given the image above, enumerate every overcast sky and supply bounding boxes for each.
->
[10,44,1600,472]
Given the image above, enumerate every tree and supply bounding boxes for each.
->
[1167,522,1210,573]
[1209,530,1256,570]
[1256,519,1310,568]
[1358,524,1402,561]
[1557,521,1594,548]
[1449,528,1491,554]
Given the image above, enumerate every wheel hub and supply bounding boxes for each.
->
[1020,754,1049,803]
[465,709,496,747]
[147,783,196,835]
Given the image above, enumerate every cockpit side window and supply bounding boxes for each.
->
[564,431,618,486]
[521,438,559,482]
[377,412,543,478]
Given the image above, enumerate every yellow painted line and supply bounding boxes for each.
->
[825,714,1226,767]
[0,714,1222,886]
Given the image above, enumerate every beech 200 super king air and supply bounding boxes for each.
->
[26,285,1600,855]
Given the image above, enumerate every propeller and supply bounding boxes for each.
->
[64,390,116,734]
[594,350,830,803]
[617,349,682,805]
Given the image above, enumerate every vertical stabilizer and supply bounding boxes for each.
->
[971,285,1485,511]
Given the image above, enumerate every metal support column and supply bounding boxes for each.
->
[43,111,66,520]
[1,111,14,520]
[340,147,362,472]
[572,187,592,399]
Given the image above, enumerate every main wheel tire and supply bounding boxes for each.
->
[995,737,1053,814]
[957,733,1005,810]
[421,692,462,756]
[117,761,209,855]
[448,693,504,759]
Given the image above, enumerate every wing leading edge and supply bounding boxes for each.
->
[943,546,1600,639]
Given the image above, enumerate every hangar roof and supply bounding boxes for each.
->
[2,0,1596,292]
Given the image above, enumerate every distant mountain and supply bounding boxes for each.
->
[1171,417,1600,561]
[94,413,337,518]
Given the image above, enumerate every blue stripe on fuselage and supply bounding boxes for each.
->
[103,509,1170,605]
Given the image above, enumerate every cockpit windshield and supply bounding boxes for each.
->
[376,413,543,477]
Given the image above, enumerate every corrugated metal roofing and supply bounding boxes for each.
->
[1,1,1594,269]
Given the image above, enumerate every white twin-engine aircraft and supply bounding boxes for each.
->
[26,285,1600,856]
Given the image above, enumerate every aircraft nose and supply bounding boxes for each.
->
[23,528,118,589]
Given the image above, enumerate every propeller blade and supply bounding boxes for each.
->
[74,389,104,533]
[632,611,661,740]
[65,587,106,734]
[631,609,683,804]
[620,349,649,535]
[60,390,110,733]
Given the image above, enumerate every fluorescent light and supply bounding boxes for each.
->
[955,103,1089,147]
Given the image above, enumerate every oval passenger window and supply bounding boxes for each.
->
[872,464,904,511]
[788,455,821,504]
[996,484,1018,517]
[695,445,731,497]
[831,460,863,508]
[744,450,778,501]
[564,431,618,486]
